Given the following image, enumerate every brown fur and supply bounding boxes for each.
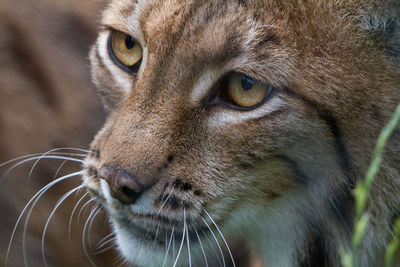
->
[80,0,400,266]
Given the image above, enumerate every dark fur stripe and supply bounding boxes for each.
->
[328,185,354,234]
[276,155,309,185]
[282,88,355,230]
[317,112,352,175]
[282,87,353,177]
[300,224,336,267]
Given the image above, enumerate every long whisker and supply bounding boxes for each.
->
[1,156,84,184]
[172,227,176,259]
[95,237,116,253]
[95,233,115,250]
[92,238,117,255]
[185,209,192,267]
[28,148,88,180]
[162,227,175,267]
[203,209,236,267]
[69,192,89,240]
[195,229,209,267]
[153,223,161,247]
[77,199,96,223]
[156,186,175,216]
[5,171,83,266]
[22,177,84,266]
[0,151,87,168]
[52,160,69,180]
[83,205,100,267]
[88,208,102,248]
[113,253,127,267]
[201,228,222,267]
[172,219,186,267]
[201,216,226,267]
[41,185,84,266]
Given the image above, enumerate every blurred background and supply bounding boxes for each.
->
[0,0,258,266]
[0,0,116,265]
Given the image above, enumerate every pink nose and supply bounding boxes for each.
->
[98,165,144,204]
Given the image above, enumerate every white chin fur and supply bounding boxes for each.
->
[112,222,192,267]
[113,223,166,266]
[100,180,190,266]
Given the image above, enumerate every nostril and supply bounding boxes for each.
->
[122,186,142,202]
[112,186,143,205]
[99,165,145,205]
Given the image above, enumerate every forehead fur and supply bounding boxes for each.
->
[100,0,399,97]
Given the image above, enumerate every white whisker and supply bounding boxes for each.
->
[195,228,209,267]
[185,209,192,267]
[153,223,161,246]
[203,209,236,267]
[52,160,68,180]
[201,228,222,267]
[162,227,174,267]
[172,220,186,267]
[76,186,85,196]
[113,253,127,267]
[92,239,117,255]
[41,185,84,266]
[201,216,226,267]
[156,186,175,216]
[0,151,87,168]
[28,148,88,180]
[88,208,102,248]
[172,227,176,259]
[23,178,84,266]
[95,238,116,254]
[165,230,168,252]
[69,192,89,240]
[83,205,100,267]
[5,171,83,266]
[77,199,96,223]
[96,233,115,250]
[1,156,84,184]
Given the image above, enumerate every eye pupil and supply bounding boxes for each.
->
[125,36,136,50]
[241,76,254,91]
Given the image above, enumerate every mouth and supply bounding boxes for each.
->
[120,212,208,247]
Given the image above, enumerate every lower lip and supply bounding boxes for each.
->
[127,221,204,247]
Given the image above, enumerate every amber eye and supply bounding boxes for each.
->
[227,73,274,108]
[109,30,142,68]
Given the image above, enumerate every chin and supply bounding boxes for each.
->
[112,221,193,267]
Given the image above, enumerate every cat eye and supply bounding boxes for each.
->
[109,30,142,71]
[226,73,275,108]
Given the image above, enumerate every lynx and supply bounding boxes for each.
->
[81,0,400,266]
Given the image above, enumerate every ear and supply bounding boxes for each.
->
[360,2,400,67]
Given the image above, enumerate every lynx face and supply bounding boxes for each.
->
[83,0,400,266]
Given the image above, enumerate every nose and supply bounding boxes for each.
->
[98,165,145,205]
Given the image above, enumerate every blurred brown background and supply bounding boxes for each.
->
[0,1,258,266]
[0,0,118,266]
